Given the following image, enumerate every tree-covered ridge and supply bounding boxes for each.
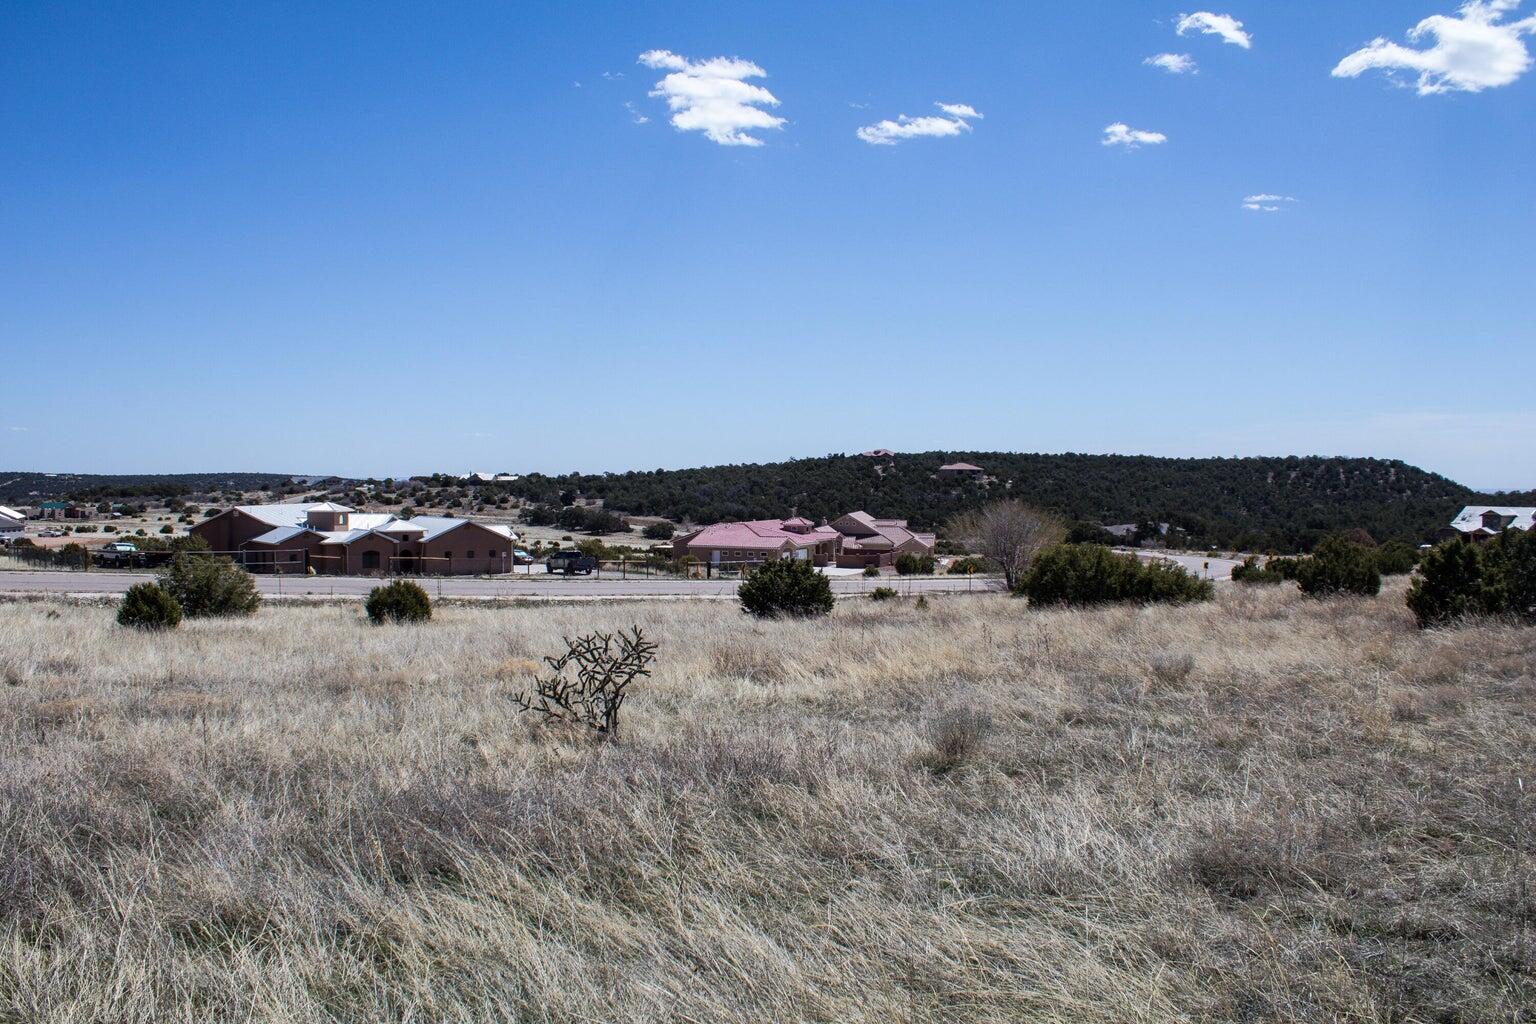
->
[0,472,300,504]
[506,452,1533,552]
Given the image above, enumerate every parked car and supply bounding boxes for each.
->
[545,550,598,575]
[512,548,534,565]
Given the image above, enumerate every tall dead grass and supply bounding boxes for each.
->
[0,584,1531,1022]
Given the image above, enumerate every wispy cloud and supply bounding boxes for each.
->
[1333,0,1536,95]
[1242,193,1298,211]
[1176,11,1253,48]
[6,426,27,433]
[856,102,983,145]
[1144,52,1198,73]
[624,100,649,125]
[1102,122,1167,148]
[638,49,785,146]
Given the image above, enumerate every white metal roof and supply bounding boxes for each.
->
[229,505,515,545]
[232,501,355,527]
[246,525,316,545]
[317,529,402,547]
[1447,506,1536,534]
[0,505,25,522]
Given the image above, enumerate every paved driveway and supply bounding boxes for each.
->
[1125,550,1243,581]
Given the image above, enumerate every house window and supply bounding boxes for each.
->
[289,553,299,561]
[467,550,475,559]
[445,551,453,559]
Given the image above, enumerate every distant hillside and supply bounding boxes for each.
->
[0,472,300,503]
[506,453,1535,552]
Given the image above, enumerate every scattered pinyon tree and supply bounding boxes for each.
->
[365,580,432,624]
[1294,534,1381,598]
[116,582,182,630]
[158,553,261,617]
[1408,531,1536,628]
[739,558,835,618]
[1019,544,1212,607]
[1231,555,1284,585]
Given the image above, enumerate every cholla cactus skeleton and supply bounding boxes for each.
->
[512,627,657,737]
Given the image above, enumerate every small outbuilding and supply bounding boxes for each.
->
[937,462,985,481]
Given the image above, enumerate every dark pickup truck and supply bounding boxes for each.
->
[545,550,598,575]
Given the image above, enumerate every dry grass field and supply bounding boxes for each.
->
[0,586,1532,1022]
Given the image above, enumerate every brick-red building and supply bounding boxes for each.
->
[191,502,519,576]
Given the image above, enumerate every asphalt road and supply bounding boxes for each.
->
[0,550,1240,601]
[0,569,1007,600]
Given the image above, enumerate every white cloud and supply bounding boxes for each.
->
[1102,122,1168,148]
[935,102,983,119]
[638,49,785,146]
[6,426,27,433]
[1176,11,1253,48]
[1241,193,1298,211]
[1145,52,1198,73]
[856,102,983,145]
[1332,0,1536,95]
[624,101,649,125]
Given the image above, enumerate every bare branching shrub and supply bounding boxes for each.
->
[946,500,1065,591]
[920,707,993,774]
[511,627,657,739]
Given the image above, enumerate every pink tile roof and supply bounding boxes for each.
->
[681,519,840,551]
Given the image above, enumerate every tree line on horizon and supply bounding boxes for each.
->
[500,452,1535,553]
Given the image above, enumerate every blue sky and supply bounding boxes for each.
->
[2,1,1532,489]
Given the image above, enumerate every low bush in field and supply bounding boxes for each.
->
[862,565,880,577]
[116,583,182,630]
[1373,540,1420,576]
[895,552,935,575]
[1265,556,1302,580]
[1019,544,1212,607]
[642,522,675,540]
[947,556,986,575]
[739,558,834,618]
[158,554,261,618]
[1408,531,1536,628]
[869,586,898,601]
[1231,555,1284,585]
[1294,535,1381,598]
[365,580,432,625]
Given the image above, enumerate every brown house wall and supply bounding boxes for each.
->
[420,523,513,575]
[324,534,398,576]
[241,533,328,573]
[190,509,283,553]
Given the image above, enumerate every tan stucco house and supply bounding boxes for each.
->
[671,510,936,569]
